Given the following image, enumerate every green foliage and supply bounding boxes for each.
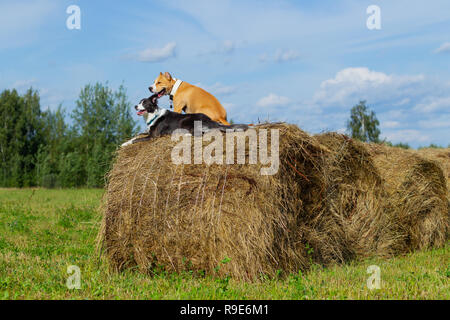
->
[0,88,44,187]
[418,143,444,149]
[394,142,410,149]
[0,83,137,188]
[0,189,449,299]
[347,101,380,143]
[70,83,137,187]
[384,141,411,149]
[57,205,94,229]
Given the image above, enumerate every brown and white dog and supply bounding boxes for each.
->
[149,72,230,125]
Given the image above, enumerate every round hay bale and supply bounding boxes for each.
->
[98,124,448,280]
[100,123,335,280]
[416,148,450,194]
[315,133,400,259]
[369,144,449,251]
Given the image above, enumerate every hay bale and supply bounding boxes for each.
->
[315,133,400,259]
[416,148,450,193]
[100,124,333,280]
[99,124,448,280]
[369,145,449,250]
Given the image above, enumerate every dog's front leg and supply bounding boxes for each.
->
[121,132,151,147]
[121,137,137,147]
[127,135,153,145]
[172,101,185,114]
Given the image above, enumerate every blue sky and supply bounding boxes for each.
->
[1,0,449,147]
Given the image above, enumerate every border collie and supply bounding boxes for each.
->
[121,93,248,147]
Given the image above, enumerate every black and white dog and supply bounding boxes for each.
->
[121,93,248,147]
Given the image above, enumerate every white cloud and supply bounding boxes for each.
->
[313,67,425,107]
[301,67,450,147]
[383,130,430,144]
[7,78,68,111]
[256,93,290,107]
[381,121,401,129]
[434,42,450,54]
[413,96,450,113]
[221,40,235,54]
[393,98,411,106]
[418,115,450,129]
[260,49,300,63]
[137,42,176,62]
[39,89,67,111]
[274,49,300,62]
[320,67,391,87]
[379,109,407,121]
[10,79,38,90]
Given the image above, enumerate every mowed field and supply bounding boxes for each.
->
[0,188,448,300]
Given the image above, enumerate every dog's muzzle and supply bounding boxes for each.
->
[135,102,146,116]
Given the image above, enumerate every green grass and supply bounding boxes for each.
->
[0,188,448,300]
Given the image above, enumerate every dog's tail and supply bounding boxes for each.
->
[201,123,249,134]
[218,124,249,132]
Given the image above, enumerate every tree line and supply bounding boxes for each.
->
[347,100,448,149]
[0,83,137,188]
[0,85,445,188]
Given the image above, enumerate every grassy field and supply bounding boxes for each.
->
[0,188,448,300]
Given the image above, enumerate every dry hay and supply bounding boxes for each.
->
[368,144,449,251]
[98,124,449,280]
[315,133,400,259]
[100,124,328,280]
[416,148,450,193]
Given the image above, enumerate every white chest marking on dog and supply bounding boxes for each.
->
[170,79,183,98]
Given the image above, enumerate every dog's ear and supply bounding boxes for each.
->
[164,72,172,80]
[150,93,158,105]
[160,72,163,76]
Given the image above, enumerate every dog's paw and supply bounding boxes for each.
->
[121,139,133,148]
